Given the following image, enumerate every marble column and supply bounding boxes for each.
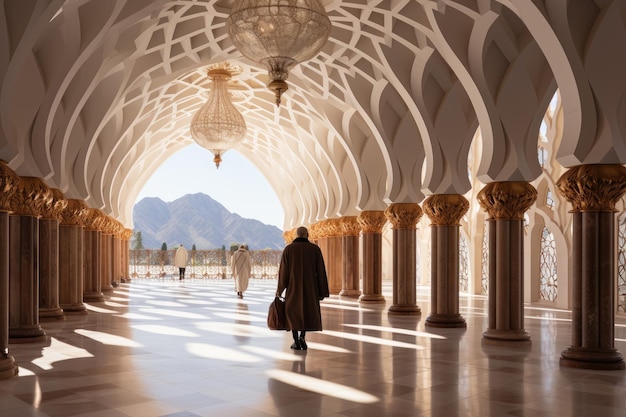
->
[357,211,387,304]
[8,177,50,343]
[83,208,104,302]
[0,162,19,379]
[112,223,121,287]
[59,199,87,314]
[339,216,361,298]
[122,228,132,282]
[423,194,469,328]
[39,188,66,322]
[312,220,341,295]
[100,216,113,292]
[557,165,626,370]
[385,203,423,315]
[477,181,537,345]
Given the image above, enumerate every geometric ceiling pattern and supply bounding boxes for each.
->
[1,0,625,228]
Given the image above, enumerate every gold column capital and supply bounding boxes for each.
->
[60,199,88,226]
[84,208,105,231]
[423,194,469,226]
[357,210,387,233]
[283,229,295,244]
[325,218,342,237]
[0,161,19,211]
[123,228,133,240]
[340,216,360,236]
[10,176,52,217]
[477,181,537,220]
[40,188,67,220]
[556,164,626,211]
[309,222,322,241]
[384,203,423,229]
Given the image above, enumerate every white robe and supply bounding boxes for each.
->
[231,249,252,292]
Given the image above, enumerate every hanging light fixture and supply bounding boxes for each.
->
[190,64,247,168]
[226,0,331,107]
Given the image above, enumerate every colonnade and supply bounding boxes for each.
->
[0,162,132,379]
[2,163,625,381]
[286,165,626,371]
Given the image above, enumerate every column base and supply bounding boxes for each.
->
[339,289,361,298]
[482,329,531,346]
[388,304,421,315]
[560,347,625,370]
[425,313,466,328]
[0,355,18,380]
[9,325,47,344]
[39,307,65,322]
[101,285,114,293]
[84,292,105,302]
[61,303,88,315]
[359,294,386,304]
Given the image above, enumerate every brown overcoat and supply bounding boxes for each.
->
[277,238,330,331]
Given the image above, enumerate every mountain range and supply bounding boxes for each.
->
[132,193,285,250]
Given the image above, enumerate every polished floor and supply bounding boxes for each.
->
[1,279,626,417]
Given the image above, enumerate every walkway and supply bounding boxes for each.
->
[1,280,625,416]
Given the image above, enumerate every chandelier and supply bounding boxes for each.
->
[226,0,331,107]
[190,65,247,168]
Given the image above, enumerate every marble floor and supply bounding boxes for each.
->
[1,279,626,417]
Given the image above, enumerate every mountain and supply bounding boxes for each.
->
[132,193,285,250]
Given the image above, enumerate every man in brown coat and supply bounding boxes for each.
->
[276,226,330,350]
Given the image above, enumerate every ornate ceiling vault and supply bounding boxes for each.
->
[0,0,624,229]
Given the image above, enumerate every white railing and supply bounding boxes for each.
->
[128,249,282,280]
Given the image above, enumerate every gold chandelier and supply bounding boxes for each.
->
[226,0,331,107]
[190,65,247,168]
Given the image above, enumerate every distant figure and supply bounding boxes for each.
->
[174,244,188,280]
[276,226,329,350]
[232,244,252,298]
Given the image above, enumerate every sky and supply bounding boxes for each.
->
[135,144,284,229]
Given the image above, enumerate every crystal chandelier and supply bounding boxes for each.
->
[190,65,247,168]
[226,0,331,107]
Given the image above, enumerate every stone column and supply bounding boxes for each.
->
[339,216,361,298]
[423,194,469,328]
[557,165,626,370]
[0,162,19,379]
[122,228,132,282]
[8,177,50,343]
[477,181,537,345]
[83,208,104,302]
[59,199,87,314]
[100,216,113,292]
[357,211,386,303]
[312,220,340,294]
[112,222,121,287]
[39,188,66,321]
[385,203,423,315]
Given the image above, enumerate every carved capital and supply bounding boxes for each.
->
[60,199,88,226]
[10,177,52,217]
[283,229,295,244]
[309,222,322,241]
[384,203,423,229]
[556,164,626,211]
[477,181,537,220]
[123,228,133,240]
[340,216,360,236]
[357,210,387,233]
[40,188,67,220]
[325,218,342,237]
[423,194,469,226]
[0,161,19,211]
[84,208,105,231]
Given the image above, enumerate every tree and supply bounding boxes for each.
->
[192,243,197,251]
[133,230,144,250]
[161,242,167,250]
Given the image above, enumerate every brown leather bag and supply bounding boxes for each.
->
[267,297,286,330]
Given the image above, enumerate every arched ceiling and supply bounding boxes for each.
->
[1,0,625,229]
